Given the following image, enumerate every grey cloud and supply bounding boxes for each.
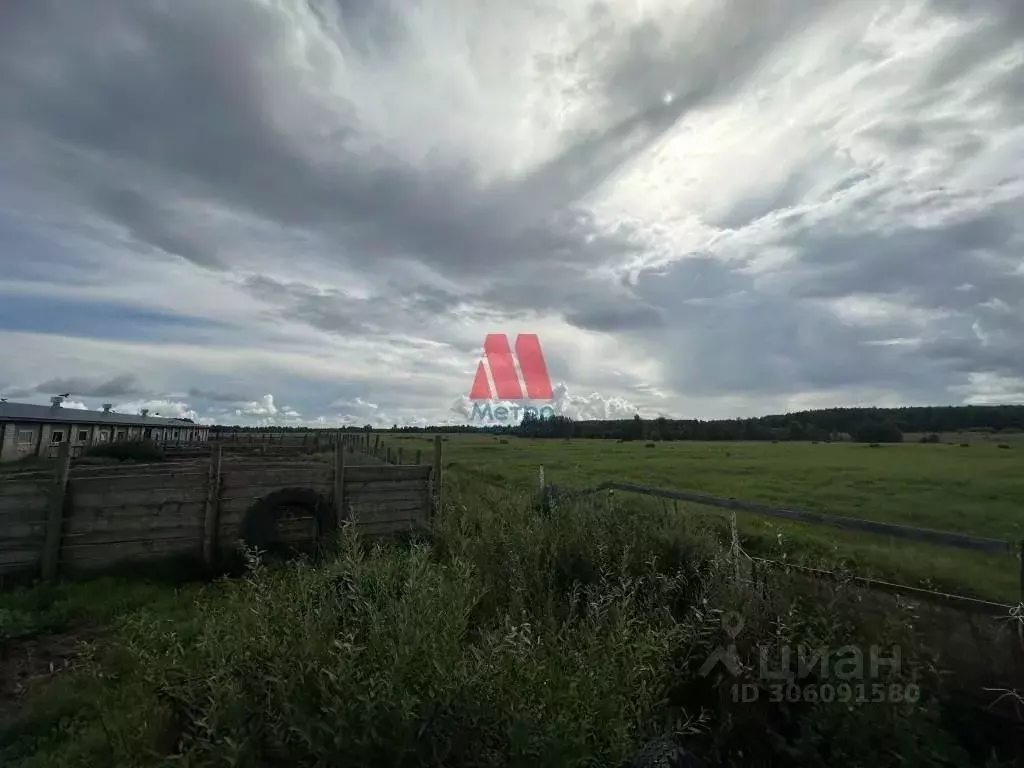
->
[633,257,967,400]
[242,274,466,335]
[593,0,847,119]
[786,210,1021,305]
[2,0,1023,410]
[32,374,144,398]
[0,0,820,306]
[565,303,664,333]
[186,387,258,403]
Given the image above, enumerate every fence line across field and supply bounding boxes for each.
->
[0,432,445,583]
[541,471,1022,614]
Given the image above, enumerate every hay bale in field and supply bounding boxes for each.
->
[998,443,1012,449]
[960,443,970,448]
[645,442,656,448]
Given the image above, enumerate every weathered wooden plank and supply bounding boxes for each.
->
[64,507,204,535]
[598,481,1017,556]
[348,487,428,505]
[71,473,207,491]
[202,447,222,567]
[71,487,209,507]
[60,525,206,547]
[343,478,430,494]
[220,470,330,490]
[344,465,432,483]
[214,504,248,524]
[353,497,427,513]
[0,479,51,496]
[217,486,332,507]
[0,522,50,540]
[0,492,50,515]
[350,498,428,515]
[59,537,201,569]
[42,443,72,581]
[349,504,428,524]
[0,470,52,482]
[334,438,345,528]
[71,462,207,476]
[432,435,442,517]
[65,500,205,523]
[0,546,42,569]
[218,483,332,501]
[346,493,429,510]
[351,519,421,536]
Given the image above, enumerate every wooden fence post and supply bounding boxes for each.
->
[334,433,346,528]
[386,447,392,464]
[431,435,443,518]
[202,446,223,566]
[415,449,422,465]
[41,441,72,581]
[1019,541,1024,605]
[374,435,381,457]
[397,447,404,465]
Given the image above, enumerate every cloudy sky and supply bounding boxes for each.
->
[0,0,1021,427]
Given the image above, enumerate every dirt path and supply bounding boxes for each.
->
[0,629,100,724]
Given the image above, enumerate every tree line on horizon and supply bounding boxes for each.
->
[210,404,1024,443]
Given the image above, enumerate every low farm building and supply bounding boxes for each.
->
[0,398,210,462]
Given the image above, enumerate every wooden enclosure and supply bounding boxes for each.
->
[0,435,442,581]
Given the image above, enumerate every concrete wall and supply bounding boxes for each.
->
[0,422,36,462]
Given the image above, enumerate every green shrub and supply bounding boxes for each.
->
[1,491,981,767]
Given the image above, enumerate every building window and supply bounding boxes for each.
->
[51,431,64,444]
[98,431,109,443]
[17,430,33,444]
[115,430,125,440]
[78,430,89,442]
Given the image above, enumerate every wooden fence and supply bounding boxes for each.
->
[544,476,1022,614]
[0,433,444,582]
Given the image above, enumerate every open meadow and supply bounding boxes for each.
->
[381,433,1024,604]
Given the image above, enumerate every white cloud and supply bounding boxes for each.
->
[0,0,1020,421]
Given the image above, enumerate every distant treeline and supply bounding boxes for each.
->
[510,405,1024,443]
[211,404,1024,444]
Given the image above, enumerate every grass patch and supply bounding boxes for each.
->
[390,435,1024,602]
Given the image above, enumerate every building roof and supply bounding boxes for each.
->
[0,401,205,427]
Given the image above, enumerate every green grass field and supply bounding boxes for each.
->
[382,434,1024,603]
[3,434,1022,766]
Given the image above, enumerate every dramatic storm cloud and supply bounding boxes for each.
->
[0,0,1021,425]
